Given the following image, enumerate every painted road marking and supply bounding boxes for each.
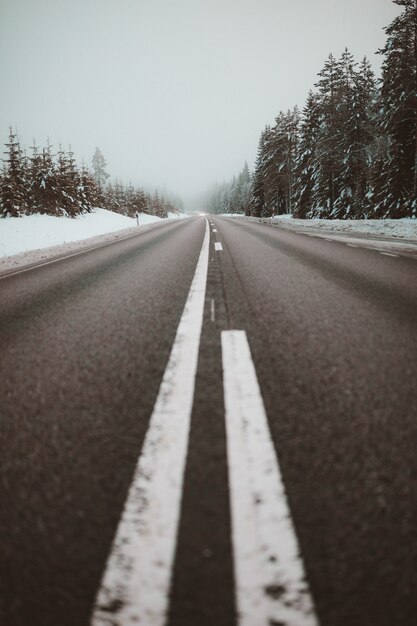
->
[346,243,358,248]
[215,242,223,251]
[221,330,318,626]
[210,298,215,322]
[213,228,218,232]
[380,251,399,257]
[91,219,210,626]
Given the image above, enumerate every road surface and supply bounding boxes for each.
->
[1,215,417,626]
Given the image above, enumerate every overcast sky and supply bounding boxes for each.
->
[0,0,400,207]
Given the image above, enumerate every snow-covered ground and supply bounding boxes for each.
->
[271,214,417,240]
[0,208,188,272]
[223,213,417,240]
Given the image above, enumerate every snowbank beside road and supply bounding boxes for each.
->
[274,215,417,240]
[224,213,417,241]
[0,208,187,272]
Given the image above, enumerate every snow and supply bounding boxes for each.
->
[223,213,417,241]
[272,215,417,240]
[0,208,188,272]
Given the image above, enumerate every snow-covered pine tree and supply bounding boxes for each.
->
[28,142,42,213]
[104,182,116,212]
[293,91,321,218]
[1,128,27,217]
[272,108,300,214]
[133,187,147,214]
[312,53,344,217]
[378,0,417,217]
[79,163,99,212]
[56,146,75,216]
[113,181,126,214]
[239,162,252,215]
[331,51,377,218]
[262,119,284,216]
[92,147,110,192]
[331,49,358,218]
[250,127,270,217]
[124,182,136,217]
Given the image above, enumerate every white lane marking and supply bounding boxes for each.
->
[346,243,358,248]
[221,330,318,626]
[91,219,210,626]
[213,228,218,232]
[215,242,223,251]
[380,251,399,257]
[210,298,215,322]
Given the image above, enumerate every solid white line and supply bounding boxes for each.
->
[91,219,210,626]
[210,298,215,322]
[221,330,318,626]
[215,242,223,251]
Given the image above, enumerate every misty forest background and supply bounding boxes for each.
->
[1,0,416,221]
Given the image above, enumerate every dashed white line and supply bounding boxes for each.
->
[346,243,358,248]
[221,330,318,626]
[379,251,399,257]
[213,228,218,232]
[91,219,210,626]
[215,242,223,251]
[210,298,215,322]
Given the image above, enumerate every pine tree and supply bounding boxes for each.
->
[92,147,109,192]
[250,127,271,217]
[378,0,417,216]
[133,187,148,214]
[274,108,300,213]
[56,146,80,217]
[293,91,321,217]
[1,128,27,217]
[312,53,344,217]
[239,162,252,214]
[79,164,98,212]
[333,53,377,218]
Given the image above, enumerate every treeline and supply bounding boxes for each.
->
[205,162,252,214]
[209,0,417,219]
[0,133,181,219]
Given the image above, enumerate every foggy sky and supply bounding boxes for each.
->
[0,0,400,207]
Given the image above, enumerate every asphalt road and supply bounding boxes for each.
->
[1,215,417,626]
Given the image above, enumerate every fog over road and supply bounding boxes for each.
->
[1,215,417,626]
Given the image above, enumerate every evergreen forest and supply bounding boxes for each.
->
[0,137,181,219]
[208,0,417,219]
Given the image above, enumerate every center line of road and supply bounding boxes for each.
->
[215,242,223,251]
[221,330,318,626]
[90,218,210,626]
